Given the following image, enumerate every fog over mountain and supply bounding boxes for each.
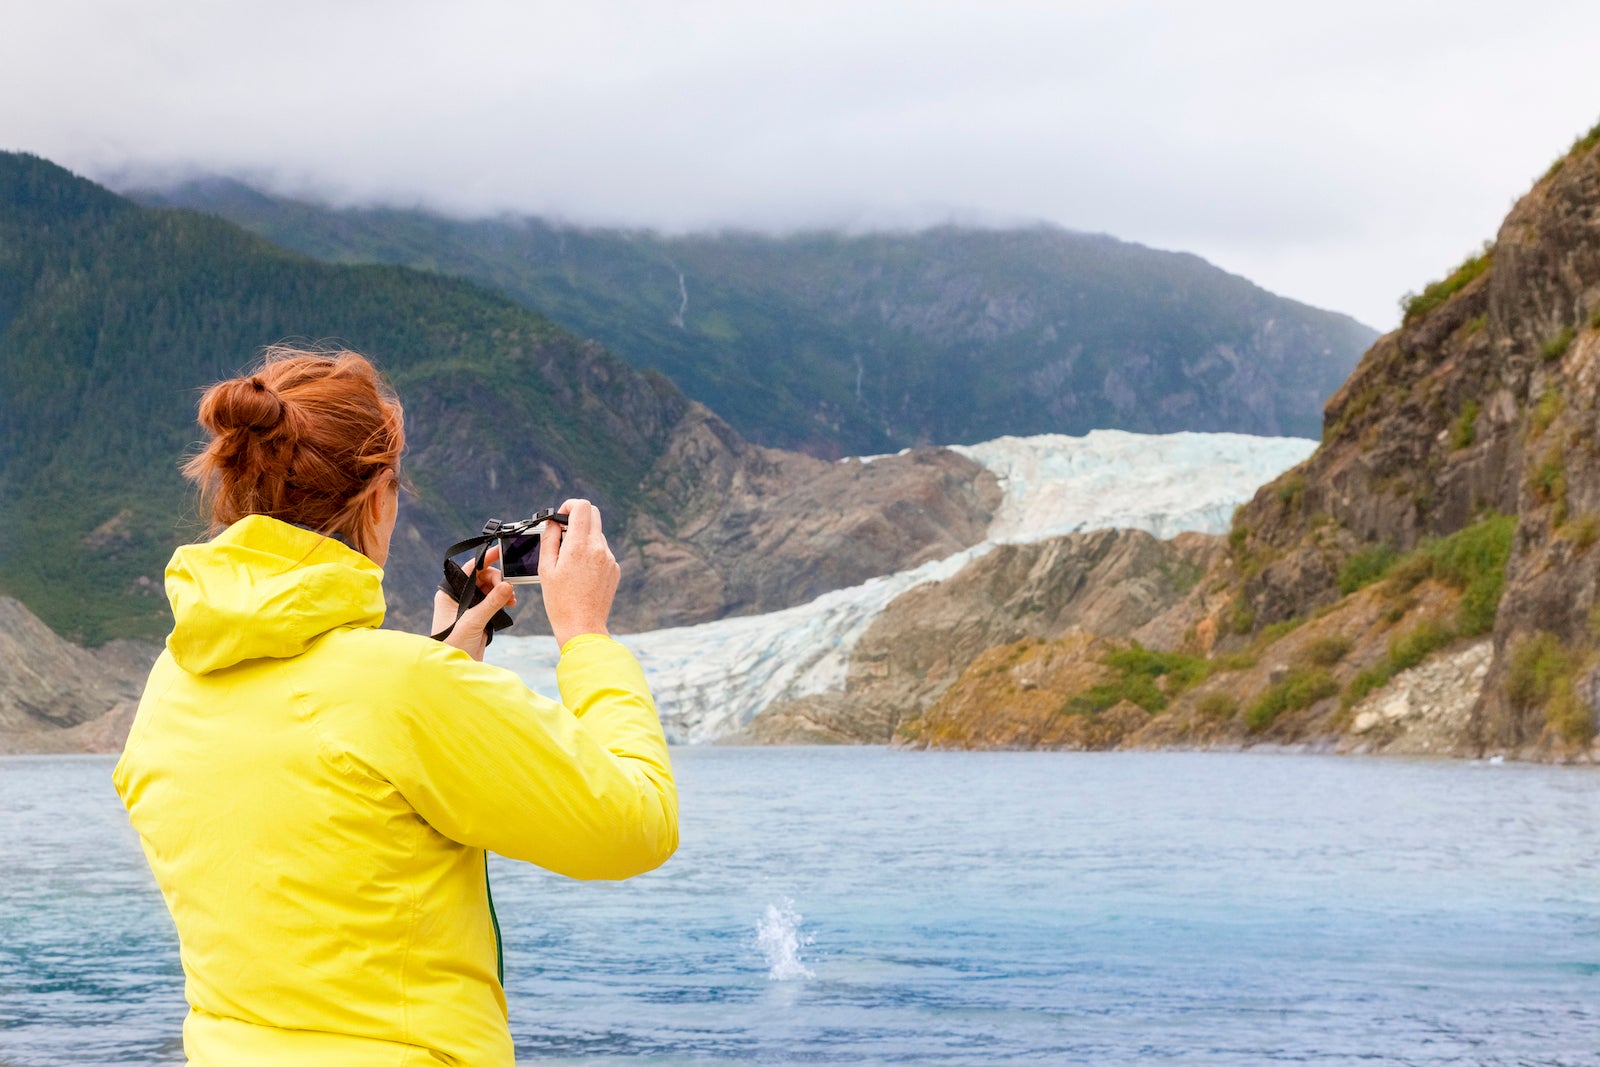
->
[5,1,1600,328]
[136,177,1376,454]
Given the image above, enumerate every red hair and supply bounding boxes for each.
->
[184,346,405,557]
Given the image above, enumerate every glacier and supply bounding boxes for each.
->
[488,430,1317,743]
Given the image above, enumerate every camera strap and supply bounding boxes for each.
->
[429,525,517,646]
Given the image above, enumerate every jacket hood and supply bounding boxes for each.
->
[165,515,386,675]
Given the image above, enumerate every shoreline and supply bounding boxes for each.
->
[12,741,1588,769]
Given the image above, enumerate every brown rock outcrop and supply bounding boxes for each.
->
[900,632,1127,750]
[616,406,1002,631]
[0,597,155,754]
[740,527,1222,743]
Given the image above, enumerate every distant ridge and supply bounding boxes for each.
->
[133,178,1378,455]
[0,153,1013,646]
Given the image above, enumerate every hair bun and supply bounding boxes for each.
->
[202,375,285,434]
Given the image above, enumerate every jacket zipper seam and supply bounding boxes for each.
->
[484,851,505,987]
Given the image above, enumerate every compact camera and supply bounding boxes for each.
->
[432,508,570,644]
[485,508,569,585]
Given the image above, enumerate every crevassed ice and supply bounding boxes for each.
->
[488,430,1316,743]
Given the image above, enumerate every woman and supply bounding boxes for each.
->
[112,347,677,1067]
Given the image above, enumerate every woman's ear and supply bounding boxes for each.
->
[359,470,400,565]
[364,472,393,523]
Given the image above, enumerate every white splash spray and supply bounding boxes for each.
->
[756,899,814,981]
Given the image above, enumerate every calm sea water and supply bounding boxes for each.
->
[3,748,1599,1066]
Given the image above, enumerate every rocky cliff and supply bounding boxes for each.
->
[1226,123,1600,759]
[781,122,1600,763]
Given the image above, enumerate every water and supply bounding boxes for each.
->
[4,749,1600,1065]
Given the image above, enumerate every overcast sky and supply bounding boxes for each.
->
[3,0,1599,330]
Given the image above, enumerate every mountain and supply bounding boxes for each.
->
[130,179,1377,455]
[0,153,995,646]
[801,121,1600,761]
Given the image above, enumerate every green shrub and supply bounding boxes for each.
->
[1345,515,1512,635]
[1195,691,1239,721]
[1546,118,1600,182]
[1326,384,1383,442]
[1247,668,1339,732]
[1104,644,1212,693]
[1158,559,1203,593]
[1400,245,1493,325]
[1230,598,1257,635]
[1542,326,1577,363]
[1561,119,1600,156]
[1547,679,1596,746]
[1382,597,1416,625]
[1339,544,1399,595]
[1385,552,1435,594]
[1388,620,1456,674]
[1212,651,1259,672]
[1451,398,1480,450]
[1277,475,1306,510]
[1305,635,1353,667]
[1462,313,1487,336]
[1258,616,1307,644]
[1506,632,1570,710]
[1530,389,1563,438]
[1562,513,1600,553]
[1228,525,1249,553]
[1423,512,1516,635]
[1062,642,1218,718]
[1503,631,1593,744]
[1535,446,1569,526]
[1344,620,1457,707]
[1063,674,1167,716]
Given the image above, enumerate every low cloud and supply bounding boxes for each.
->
[4,0,1599,329]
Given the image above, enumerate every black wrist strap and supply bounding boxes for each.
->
[430,532,516,646]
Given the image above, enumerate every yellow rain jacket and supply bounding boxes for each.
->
[112,515,678,1066]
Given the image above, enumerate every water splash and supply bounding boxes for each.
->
[756,899,814,981]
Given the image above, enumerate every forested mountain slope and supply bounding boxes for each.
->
[134,179,1377,455]
[0,154,993,644]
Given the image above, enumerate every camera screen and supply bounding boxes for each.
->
[501,533,542,580]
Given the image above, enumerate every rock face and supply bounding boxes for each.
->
[616,407,1002,631]
[1227,129,1600,759]
[0,597,155,754]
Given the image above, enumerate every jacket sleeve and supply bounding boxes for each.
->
[361,633,678,881]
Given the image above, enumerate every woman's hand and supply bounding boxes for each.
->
[539,499,619,649]
[432,544,516,662]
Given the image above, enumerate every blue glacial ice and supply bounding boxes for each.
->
[487,430,1316,743]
